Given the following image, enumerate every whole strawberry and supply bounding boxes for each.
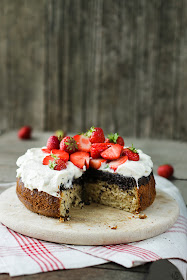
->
[47,136,60,150]
[123,144,139,161]
[157,164,174,179]
[60,136,78,154]
[55,129,66,142]
[86,126,105,143]
[18,126,32,139]
[49,158,67,171]
[105,133,124,146]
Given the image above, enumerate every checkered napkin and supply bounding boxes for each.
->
[0,176,186,279]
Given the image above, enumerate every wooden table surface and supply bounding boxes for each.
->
[0,131,186,280]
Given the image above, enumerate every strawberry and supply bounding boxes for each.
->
[18,126,32,139]
[70,152,90,169]
[101,144,123,160]
[43,156,55,165]
[90,158,107,169]
[60,136,78,154]
[109,156,128,171]
[49,159,67,171]
[90,143,112,159]
[73,134,91,152]
[105,133,124,146]
[41,148,51,153]
[122,144,139,161]
[55,129,66,142]
[116,136,125,146]
[46,136,60,150]
[157,164,174,179]
[51,149,69,162]
[86,126,105,143]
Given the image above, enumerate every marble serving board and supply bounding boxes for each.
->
[0,186,179,245]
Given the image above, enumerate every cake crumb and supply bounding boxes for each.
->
[111,225,117,230]
[59,217,65,223]
[139,214,147,219]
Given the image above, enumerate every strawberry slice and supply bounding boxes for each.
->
[101,144,123,160]
[70,151,90,169]
[90,158,107,169]
[51,149,69,162]
[109,156,128,171]
[73,135,91,152]
[122,147,139,161]
[90,143,112,159]
[41,148,51,154]
[43,156,55,165]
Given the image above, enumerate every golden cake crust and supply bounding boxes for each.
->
[137,174,156,212]
[16,178,61,218]
[16,173,156,218]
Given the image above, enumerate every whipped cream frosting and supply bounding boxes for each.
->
[99,149,153,182]
[16,147,153,197]
[16,148,84,197]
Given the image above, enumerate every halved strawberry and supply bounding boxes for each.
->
[101,144,123,160]
[90,143,112,159]
[51,149,69,162]
[90,158,107,169]
[41,148,51,154]
[85,157,90,169]
[70,151,90,169]
[122,145,139,161]
[43,156,55,165]
[73,135,91,152]
[109,156,128,171]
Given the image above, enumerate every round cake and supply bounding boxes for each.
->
[16,128,156,220]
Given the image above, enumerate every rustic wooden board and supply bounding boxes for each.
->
[0,186,179,245]
[0,0,187,141]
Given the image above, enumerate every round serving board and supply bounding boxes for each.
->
[0,186,179,245]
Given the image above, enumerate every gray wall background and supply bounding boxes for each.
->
[0,0,187,141]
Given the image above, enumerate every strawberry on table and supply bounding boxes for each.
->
[122,144,139,161]
[105,133,124,146]
[70,151,90,169]
[18,126,32,140]
[109,156,128,171]
[101,144,122,160]
[47,136,60,150]
[60,136,78,154]
[86,126,105,143]
[90,158,107,169]
[157,164,174,179]
[90,143,112,159]
[73,134,91,152]
[51,149,69,162]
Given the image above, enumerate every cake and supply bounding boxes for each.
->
[16,127,156,220]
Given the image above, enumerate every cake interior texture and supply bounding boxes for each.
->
[16,169,156,220]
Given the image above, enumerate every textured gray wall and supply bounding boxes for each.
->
[0,0,187,140]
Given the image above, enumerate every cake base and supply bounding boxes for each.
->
[0,186,179,245]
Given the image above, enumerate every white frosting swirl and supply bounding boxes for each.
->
[16,147,153,197]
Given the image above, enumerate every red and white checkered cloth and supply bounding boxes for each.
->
[0,175,186,279]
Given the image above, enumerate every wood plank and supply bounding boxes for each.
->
[0,1,187,141]
[0,0,45,131]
